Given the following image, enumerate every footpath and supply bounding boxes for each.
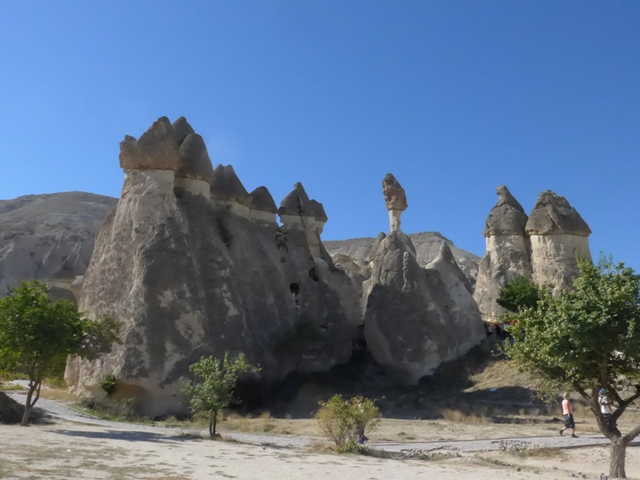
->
[7,390,615,454]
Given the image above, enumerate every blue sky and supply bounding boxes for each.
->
[1,1,639,269]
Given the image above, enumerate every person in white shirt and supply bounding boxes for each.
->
[599,388,614,427]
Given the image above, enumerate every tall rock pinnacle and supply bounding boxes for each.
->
[382,173,407,232]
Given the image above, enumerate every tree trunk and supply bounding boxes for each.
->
[610,438,627,478]
[212,410,218,437]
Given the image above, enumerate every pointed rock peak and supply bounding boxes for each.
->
[210,164,251,204]
[437,241,456,264]
[249,186,278,213]
[368,232,387,260]
[310,199,328,222]
[176,133,214,183]
[382,173,408,211]
[483,185,528,237]
[119,116,181,172]
[525,190,591,237]
[496,185,525,212]
[279,182,314,216]
[171,116,195,146]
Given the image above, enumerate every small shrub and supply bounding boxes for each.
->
[315,394,380,449]
[98,374,118,397]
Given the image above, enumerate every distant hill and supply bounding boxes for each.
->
[0,192,117,297]
[324,231,480,285]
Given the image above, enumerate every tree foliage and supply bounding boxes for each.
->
[0,280,122,425]
[182,352,258,437]
[504,256,640,478]
[496,275,540,313]
[315,394,380,450]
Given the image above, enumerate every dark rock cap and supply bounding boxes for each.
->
[278,182,314,217]
[310,200,328,223]
[525,190,591,237]
[210,165,252,204]
[382,173,408,211]
[249,186,278,213]
[483,185,528,237]
[119,116,214,183]
[119,116,181,172]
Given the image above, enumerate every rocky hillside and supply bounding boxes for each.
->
[325,232,480,286]
[0,192,117,297]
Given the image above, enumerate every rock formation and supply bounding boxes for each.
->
[0,192,117,299]
[360,174,484,383]
[66,117,359,415]
[473,186,533,322]
[325,232,480,286]
[475,187,592,321]
[526,190,592,291]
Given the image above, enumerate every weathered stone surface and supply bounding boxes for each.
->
[278,182,314,217]
[0,192,117,298]
[66,128,359,415]
[360,175,484,384]
[526,190,592,237]
[362,232,484,383]
[119,117,181,172]
[249,187,278,213]
[310,200,328,223]
[483,185,528,237]
[176,133,215,183]
[474,186,533,322]
[382,173,407,211]
[210,164,252,204]
[324,232,480,286]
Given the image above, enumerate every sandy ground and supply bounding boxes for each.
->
[2,420,640,479]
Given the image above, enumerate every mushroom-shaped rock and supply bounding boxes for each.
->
[210,165,252,204]
[382,173,408,211]
[278,182,314,217]
[119,116,181,172]
[249,186,278,213]
[382,174,407,232]
[310,200,328,223]
[483,185,528,237]
[176,133,215,183]
[525,191,591,236]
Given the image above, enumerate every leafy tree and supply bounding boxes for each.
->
[504,256,640,478]
[182,352,258,438]
[497,275,540,313]
[0,281,122,426]
[315,394,380,450]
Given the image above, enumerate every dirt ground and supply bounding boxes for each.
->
[2,419,640,479]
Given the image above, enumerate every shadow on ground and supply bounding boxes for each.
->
[53,429,197,444]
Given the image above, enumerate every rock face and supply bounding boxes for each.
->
[360,174,484,383]
[526,190,591,291]
[474,187,592,321]
[66,117,359,415]
[0,192,117,298]
[382,173,407,232]
[474,186,533,322]
[325,232,480,287]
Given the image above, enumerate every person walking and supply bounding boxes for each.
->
[599,388,614,427]
[560,393,578,438]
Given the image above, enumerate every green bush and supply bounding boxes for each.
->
[315,394,380,449]
[98,374,118,397]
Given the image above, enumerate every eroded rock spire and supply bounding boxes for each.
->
[382,173,407,232]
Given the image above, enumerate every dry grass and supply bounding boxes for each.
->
[441,408,491,425]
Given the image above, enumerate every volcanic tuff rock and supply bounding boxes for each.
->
[66,117,359,415]
[382,173,407,232]
[474,186,533,322]
[360,174,484,383]
[474,187,592,321]
[0,192,117,298]
[526,190,591,291]
[325,232,480,287]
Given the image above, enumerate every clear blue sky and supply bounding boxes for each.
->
[1,1,638,269]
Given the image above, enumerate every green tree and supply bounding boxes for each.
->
[0,281,121,426]
[315,394,380,450]
[182,352,258,438]
[504,256,640,478]
[497,275,540,313]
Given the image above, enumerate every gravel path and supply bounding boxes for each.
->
[6,388,617,454]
